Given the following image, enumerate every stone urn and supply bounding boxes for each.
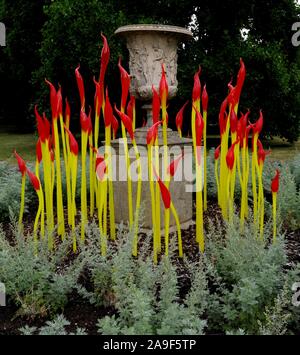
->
[115,24,193,125]
[109,24,195,232]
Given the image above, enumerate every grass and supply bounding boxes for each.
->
[207,135,300,161]
[264,137,300,161]
[0,128,299,164]
[0,132,37,163]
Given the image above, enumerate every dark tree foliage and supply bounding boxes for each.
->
[0,0,299,141]
[0,0,46,131]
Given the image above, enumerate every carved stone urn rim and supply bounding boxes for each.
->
[114,24,193,40]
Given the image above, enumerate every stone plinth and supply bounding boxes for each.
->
[108,129,194,232]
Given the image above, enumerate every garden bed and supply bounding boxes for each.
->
[1,199,299,336]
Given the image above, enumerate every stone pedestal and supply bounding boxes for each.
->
[109,129,194,231]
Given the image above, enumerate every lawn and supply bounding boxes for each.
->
[1,130,299,163]
[0,132,37,163]
[265,137,300,161]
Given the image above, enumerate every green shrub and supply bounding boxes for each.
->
[0,213,298,335]
[0,162,36,222]
[85,233,209,335]
[20,315,87,335]
[0,219,85,317]
[0,159,86,224]
[258,283,291,335]
[207,152,300,231]
[204,216,295,334]
[282,263,300,333]
[289,154,300,188]
[206,149,218,199]
[264,158,300,230]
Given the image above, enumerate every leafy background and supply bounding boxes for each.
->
[0,0,299,141]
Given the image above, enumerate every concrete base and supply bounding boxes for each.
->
[106,128,196,231]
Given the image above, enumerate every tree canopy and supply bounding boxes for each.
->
[0,0,299,141]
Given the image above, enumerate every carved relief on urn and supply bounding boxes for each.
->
[115,24,193,104]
